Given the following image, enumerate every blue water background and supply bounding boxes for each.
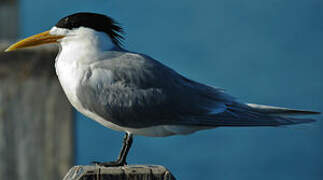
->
[20,0,323,179]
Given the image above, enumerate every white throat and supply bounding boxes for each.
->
[51,26,115,64]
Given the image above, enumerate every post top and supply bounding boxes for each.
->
[63,165,176,180]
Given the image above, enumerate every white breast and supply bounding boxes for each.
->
[55,58,84,107]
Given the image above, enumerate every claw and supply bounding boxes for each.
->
[91,161,101,165]
[91,160,126,167]
[90,133,132,168]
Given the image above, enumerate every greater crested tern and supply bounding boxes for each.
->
[5,12,320,166]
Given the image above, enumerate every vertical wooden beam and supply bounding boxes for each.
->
[0,0,19,40]
[0,44,74,180]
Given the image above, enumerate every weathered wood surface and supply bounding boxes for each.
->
[63,165,176,180]
[0,43,74,180]
[0,0,19,40]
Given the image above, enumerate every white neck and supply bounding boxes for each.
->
[51,27,116,64]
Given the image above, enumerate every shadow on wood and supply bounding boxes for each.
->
[63,165,176,180]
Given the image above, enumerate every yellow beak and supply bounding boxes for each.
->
[5,30,64,52]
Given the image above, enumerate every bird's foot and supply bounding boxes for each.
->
[92,160,126,167]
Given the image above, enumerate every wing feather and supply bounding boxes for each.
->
[76,51,317,129]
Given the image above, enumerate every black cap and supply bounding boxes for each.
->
[56,12,124,47]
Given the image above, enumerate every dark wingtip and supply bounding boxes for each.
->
[299,110,321,115]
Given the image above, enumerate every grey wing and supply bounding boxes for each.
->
[77,51,316,129]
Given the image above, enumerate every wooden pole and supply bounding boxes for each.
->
[0,0,19,40]
[63,165,176,180]
[0,44,74,180]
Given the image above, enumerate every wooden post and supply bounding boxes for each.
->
[0,43,74,180]
[63,165,176,180]
[0,0,19,40]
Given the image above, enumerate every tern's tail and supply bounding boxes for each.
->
[237,103,320,126]
[189,103,320,127]
[247,103,321,116]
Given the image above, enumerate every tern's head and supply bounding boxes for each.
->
[5,12,124,52]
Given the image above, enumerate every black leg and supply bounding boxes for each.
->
[93,133,133,167]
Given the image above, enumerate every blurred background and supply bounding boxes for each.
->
[0,0,322,179]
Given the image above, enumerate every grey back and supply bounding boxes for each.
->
[76,51,235,128]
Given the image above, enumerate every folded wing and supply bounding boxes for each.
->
[77,51,319,129]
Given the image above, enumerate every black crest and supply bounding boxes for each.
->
[55,12,124,47]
